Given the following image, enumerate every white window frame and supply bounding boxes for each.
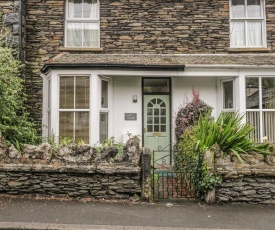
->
[245,76,275,142]
[230,0,266,48]
[99,77,110,143]
[58,75,91,143]
[221,78,236,111]
[65,0,100,48]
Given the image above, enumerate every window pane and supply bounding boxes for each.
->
[231,22,245,46]
[147,109,153,116]
[246,78,259,109]
[247,22,262,46]
[75,76,90,109]
[246,111,261,142]
[59,112,74,140]
[247,0,261,18]
[262,78,275,109]
[83,23,99,47]
[60,76,74,109]
[84,0,98,19]
[66,23,82,47]
[147,117,153,124]
[263,112,275,143]
[231,0,245,18]
[143,79,170,93]
[68,0,82,18]
[100,113,108,143]
[101,80,108,108]
[75,112,89,143]
[223,81,234,109]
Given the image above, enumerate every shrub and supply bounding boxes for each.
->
[194,112,270,161]
[0,39,38,149]
[175,87,212,143]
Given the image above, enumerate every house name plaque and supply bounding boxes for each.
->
[125,113,137,121]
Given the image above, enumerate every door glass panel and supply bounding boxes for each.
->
[143,79,170,93]
[154,109,159,116]
[154,117,159,124]
[262,78,275,109]
[147,109,153,115]
[246,78,259,109]
[146,97,167,133]
[147,117,153,124]
[161,109,166,115]
[154,125,159,132]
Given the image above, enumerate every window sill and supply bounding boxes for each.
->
[228,47,271,53]
[59,47,104,52]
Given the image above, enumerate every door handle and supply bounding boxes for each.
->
[144,128,147,133]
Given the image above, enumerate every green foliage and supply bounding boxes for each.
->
[194,112,270,160]
[197,163,222,194]
[95,137,124,157]
[175,88,212,143]
[0,37,39,149]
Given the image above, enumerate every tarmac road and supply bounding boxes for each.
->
[0,195,275,230]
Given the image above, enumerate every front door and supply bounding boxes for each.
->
[142,78,171,163]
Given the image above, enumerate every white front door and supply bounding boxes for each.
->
[143,95,170,156]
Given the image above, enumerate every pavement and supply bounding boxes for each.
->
[0,195,275,230]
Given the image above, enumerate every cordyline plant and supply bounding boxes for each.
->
[194,112,270,161]
[175,87,212,143]
[0,35,38,149]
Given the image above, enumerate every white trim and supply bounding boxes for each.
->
[220,78,236,111]
[229,0,266,48]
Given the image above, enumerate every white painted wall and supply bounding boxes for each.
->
[171,76,217,143]
[113,76,142,143]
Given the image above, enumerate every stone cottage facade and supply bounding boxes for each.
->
[1,0,275,157]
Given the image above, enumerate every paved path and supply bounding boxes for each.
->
[0,196,275,230]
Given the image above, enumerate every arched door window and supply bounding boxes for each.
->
[147,98,166,133]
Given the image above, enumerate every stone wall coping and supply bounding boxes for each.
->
[216,163,275,178]
[0,163,141,174]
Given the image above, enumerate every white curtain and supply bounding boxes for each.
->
[67,23,82,47]
[247,22,262,46]
[231,22,245,46]
[83,23,99,47]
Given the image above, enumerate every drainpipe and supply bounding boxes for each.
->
[18,0,23,61]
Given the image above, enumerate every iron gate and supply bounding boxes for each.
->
[151,145,202,200]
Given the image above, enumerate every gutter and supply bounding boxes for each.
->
[41,63,185,74]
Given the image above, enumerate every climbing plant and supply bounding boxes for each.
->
[0,36,38,149]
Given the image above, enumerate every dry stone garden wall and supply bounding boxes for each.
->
[215,152,275,204]
[0,135,150,200]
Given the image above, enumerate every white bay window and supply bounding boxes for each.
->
[59,76,90,143]
[230,0,266,48]
[66,0,100,48]
[246,77,275,143]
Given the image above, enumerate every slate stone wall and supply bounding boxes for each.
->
[217,176,275,204]
[215,153,275,204]
[0,164,141,199]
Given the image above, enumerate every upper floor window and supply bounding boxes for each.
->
[65,0,100,48]
[230,0,266,48]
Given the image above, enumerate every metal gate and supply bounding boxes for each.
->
[151,145,202,200]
